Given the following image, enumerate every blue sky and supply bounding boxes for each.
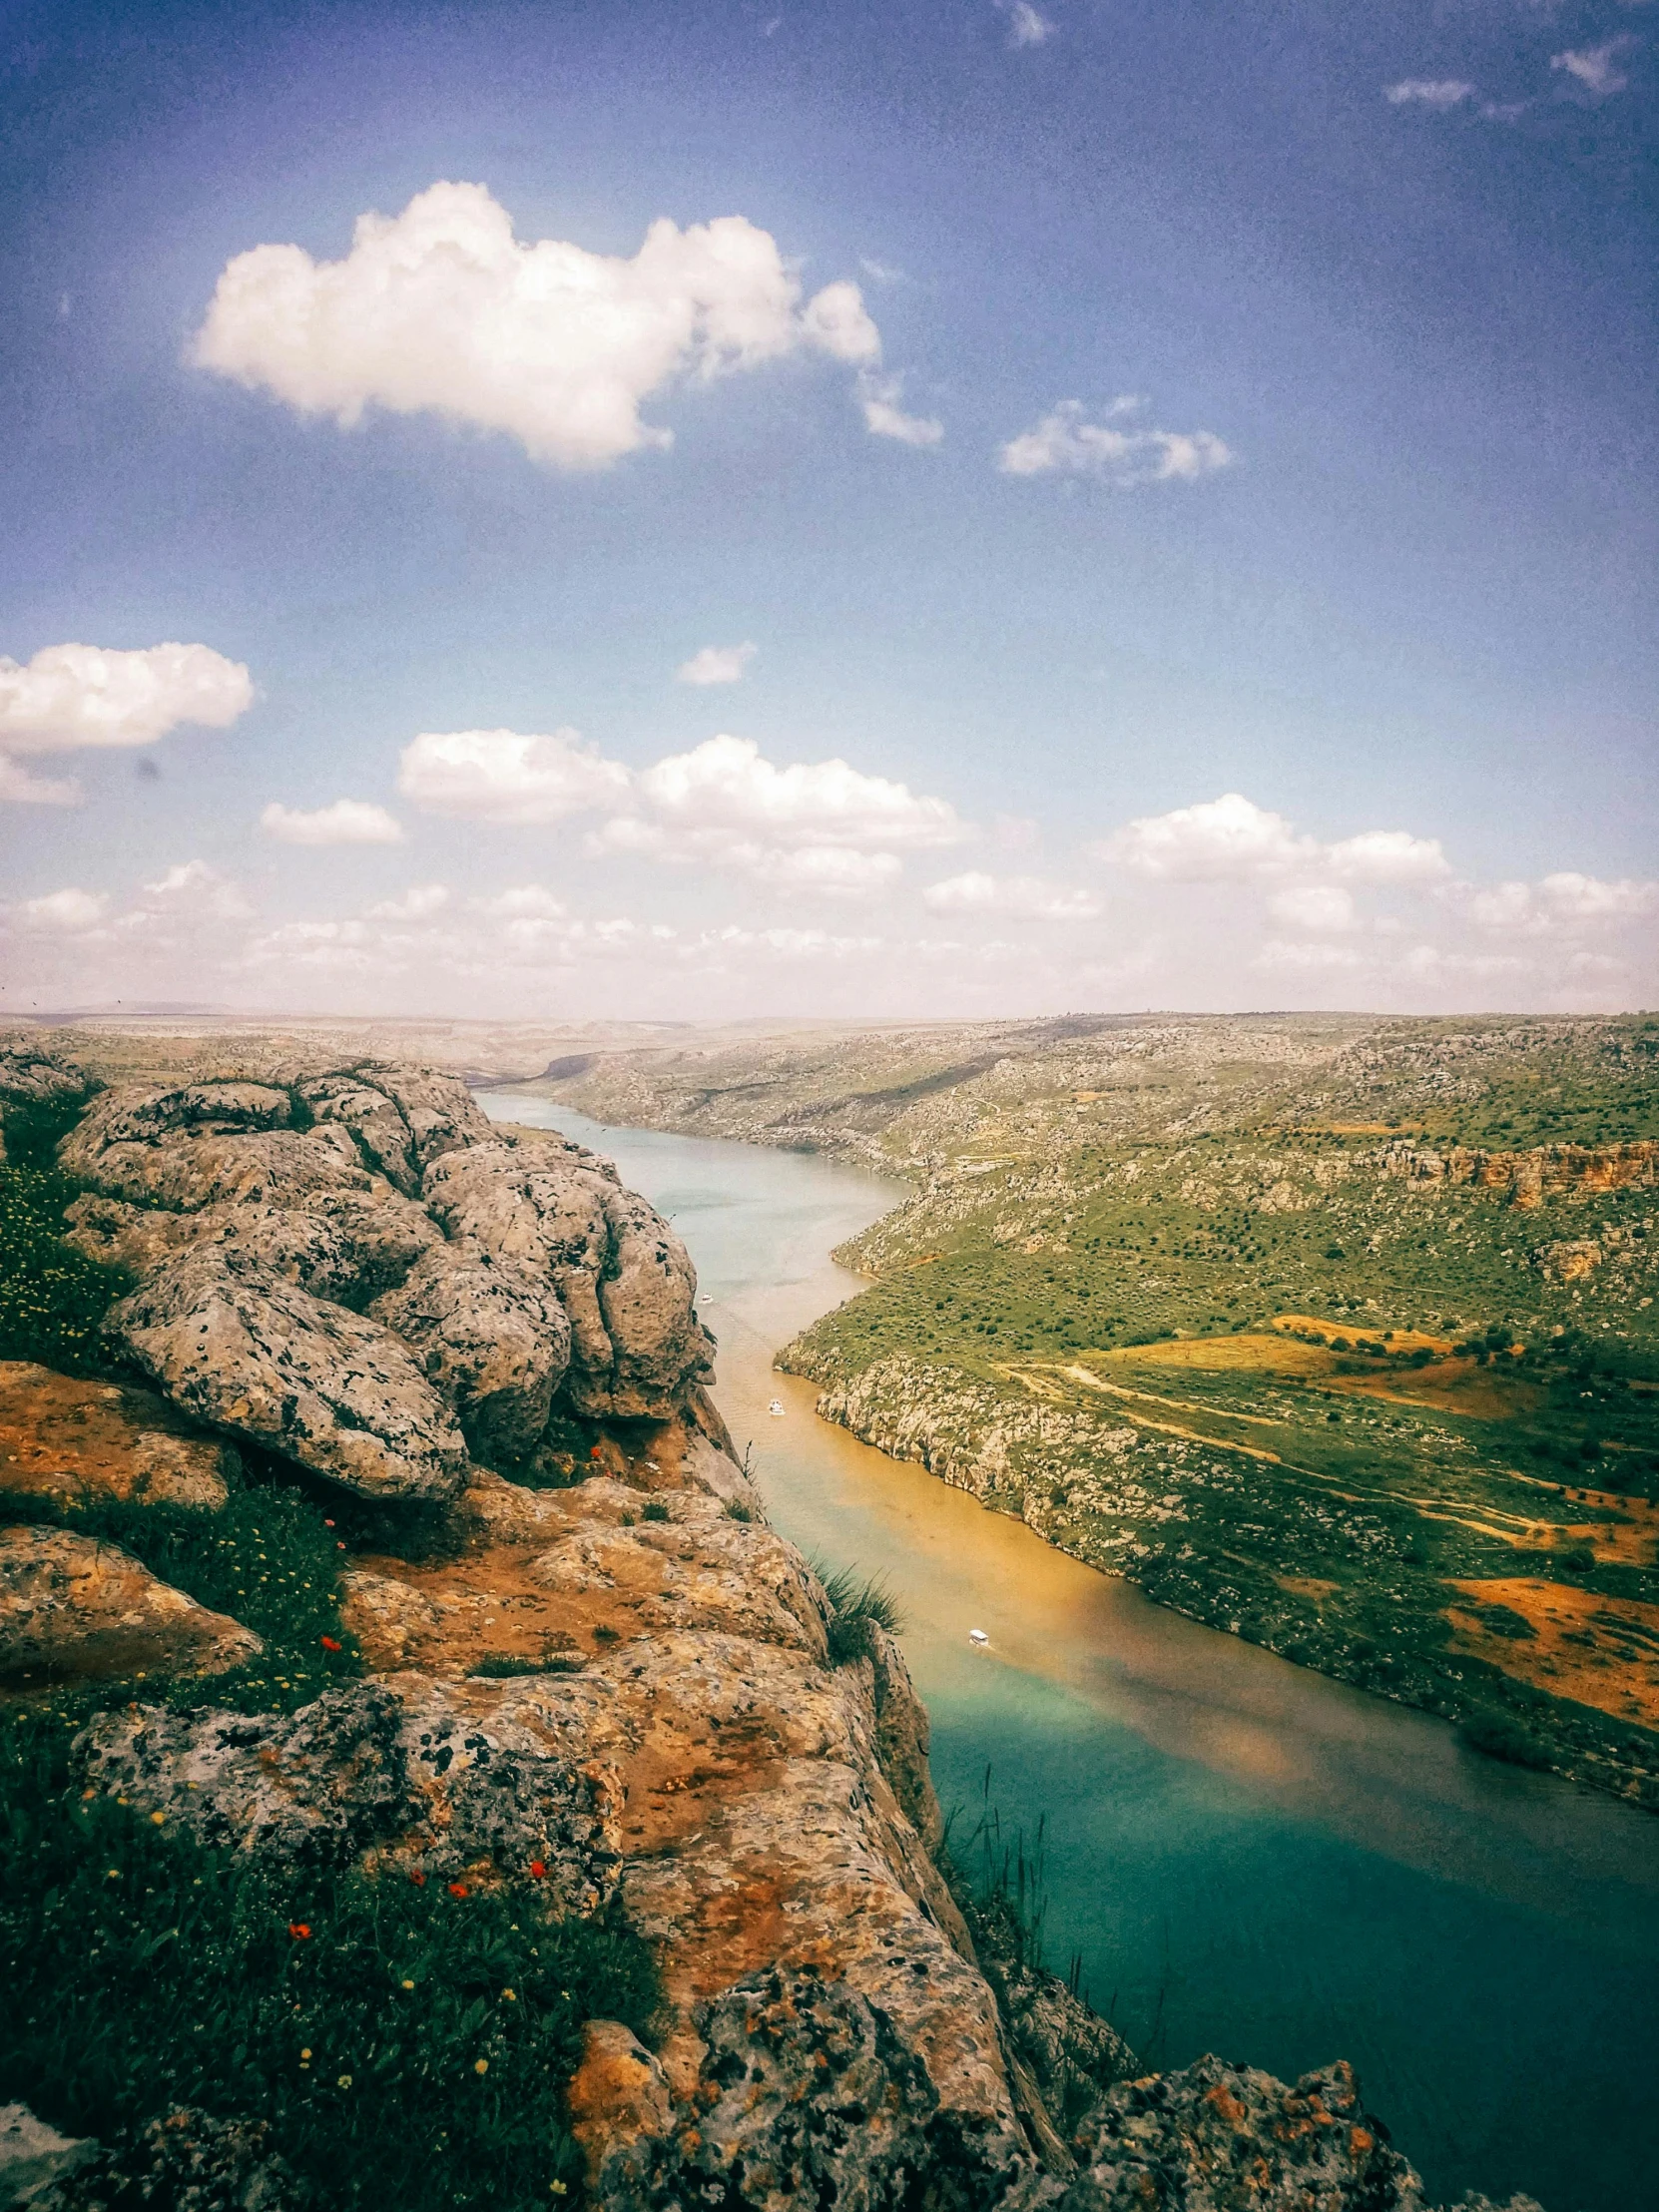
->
[1,0,1654,1018]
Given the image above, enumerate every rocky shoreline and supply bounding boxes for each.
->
[0,1043,1541,2210]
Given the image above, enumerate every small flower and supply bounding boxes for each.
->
[474,2058,489,2075]
[106,1868,122,1881]
[409,1872,427,1888]
[150,1811,166,1826]
[448,1882,469,1899]
[589,1445,602,1459]
[401,1978,415,1989]
[501,1987,517,2001]
[301,2047,312,2058]
[528,1860,547,1879]
[324,1519,335,1527]
[337,2074,352,2090]
[288,1923,312,1939]
[319,1635,342,1653]
[551,2184,568,2197]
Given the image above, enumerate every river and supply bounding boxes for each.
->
[479,1091,1659,2212]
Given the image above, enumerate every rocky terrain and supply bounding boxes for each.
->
[517,1012,1659,1805]
[0,1034,1547,2210]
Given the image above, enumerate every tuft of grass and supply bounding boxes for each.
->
[0,1707,658,2212]
[810,1557,903,1666]
[724,1499,755,1523]
[640,1500,670,1523]
[467,1654,584,1680]
[1458,1709,1553,1770]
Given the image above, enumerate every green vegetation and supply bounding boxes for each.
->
[811,1558,904,1665]
[0,1088,132,1377]
[0,1706,657,2212]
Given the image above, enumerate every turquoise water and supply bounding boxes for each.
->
[480,1093,1659,2212]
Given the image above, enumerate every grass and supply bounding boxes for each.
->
[0,1707,658,2212]
[0,1086,132,1379]
[810,1558,903,1666]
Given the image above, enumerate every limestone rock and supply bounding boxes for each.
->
[421,1140,714,1418]
[1059,2054,1421,2210]
[0,2103,97,2207]
[108,1248,467,1501]
[0,1045,86,1110]
[0,1361,233,1511]
[35,2107,296,2212]
[369,1245,571,1462]
[296,1064,492,1194]
[59,1084,375,1216]
[64,1188,441,1306]
[0,1525,261,1688]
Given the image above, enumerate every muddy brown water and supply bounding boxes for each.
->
[482,1095,1659,2212]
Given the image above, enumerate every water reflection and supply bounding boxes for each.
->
[480,1093,1659,2212]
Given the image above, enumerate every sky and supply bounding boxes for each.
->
[1,0,1654,1022]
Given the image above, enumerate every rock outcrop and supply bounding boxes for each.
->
[0,1524,262,1688]
[54,1062,714,1496]
[0,1361,234,1511]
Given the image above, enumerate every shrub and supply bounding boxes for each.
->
[0,1708,658,2212]
[1458,1710,1552,1770]
[811,1558,903,1666]
[640,1500,671,1523]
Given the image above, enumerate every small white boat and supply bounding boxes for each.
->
[968,1628,989,1646]
[768,1398,787,1418]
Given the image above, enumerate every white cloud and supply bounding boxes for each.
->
[1102,793,1311,880]
[676,642,758,686]
[857,372,944,447]
[135,861,253,924]
[1384,79,1476,107]
[998,0,1054,47]
[621,733,967,853]
[1541,870,1659,919]
[999,398,1233,486]
[1324,829,1449,884]
[22,888,110,934]
[1551,40,1631,94]
[1255,938,1366,971]
[1465,871,1659,933]
[1267,884,1358,932]
[0,756,80,806]
[193,182,886,469]
[922,870,1101,920]
[750,847,904,895]
[367,883,450,921]
[1403,944,1531,979]
[397,727,632,825]
[0,642,252,755]
[1100,794,1451,892]
[261,799,405,845]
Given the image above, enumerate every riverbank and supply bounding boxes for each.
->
[485,1090,1659,2212]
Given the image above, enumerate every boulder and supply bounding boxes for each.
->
[107,1248,468,1502]
[0,2104,97,2208]
[34,2108,296,2212]
[0,1361,233,1511]
[369,1245,571,1462]
[63,1188,440,1305]
[296,1064,492,1194]
[422,1140,714,1418]
[0,1525,261,1688]
[60,1085,375,1217]
[0,1047,86,1113]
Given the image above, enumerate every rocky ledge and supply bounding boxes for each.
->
[0,1045,1542,2211]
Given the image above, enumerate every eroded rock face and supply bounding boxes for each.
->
[0,1361,234,1511]
[369,1246,571,1461]
[75,1674,617,1911]
[422,1140,714,1418]
[0,1526,261,1688]
[296,1064,493,1194]
[0,1046,86,1114]
[110,1249,468,1502]
[36,2107,297,2212]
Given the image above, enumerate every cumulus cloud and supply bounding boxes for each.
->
[922,870,1101,920]
[1267,884,1358,932]
[676,642,757,686]
[1551,39,1632,94]
[261,799,405,845]
[192,182,891,469]
[1099,793,1448,887]
[367,883,450,921]
[398,727,632,825]
[1384,79,1476,107]
[999,398,1233,486]
[1464,870,1659,933]
[21,888,111,934]
[857,372,944,447]
[0,644,253,783]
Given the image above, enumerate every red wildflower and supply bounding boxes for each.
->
[409,1872,427,1888]
[288,1923,311,1939]
[589,1445,602,1459]
[319,1635,342,1652]
[528,1860,547,1880]
[448,1882,469,1899]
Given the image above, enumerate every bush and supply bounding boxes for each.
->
[0,1710,658,2212]
[811,1558,903,1666]
[1458,1710,1552,1770]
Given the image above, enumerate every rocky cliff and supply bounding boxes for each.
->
[0,1044,1541,2212]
